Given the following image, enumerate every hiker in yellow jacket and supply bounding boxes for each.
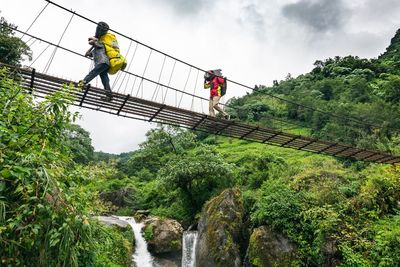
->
[81,22,113,101]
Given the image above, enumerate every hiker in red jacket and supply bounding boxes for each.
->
[204,70,229,119]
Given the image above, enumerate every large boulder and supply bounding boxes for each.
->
[322,237,342,266]
[99,187,134,207]
[196,188,245,267]
[248,226,297,267]
[143,216,184,255]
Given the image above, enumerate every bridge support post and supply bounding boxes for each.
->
[79,84,90,106]
[318,143,337,153]
[280,136,299,147]
[240,127,258,139]
[192,115,208,130]
[117,94,130,115]
[262,133,279,143]
[149,105,166,122]
[29,68,36,94]
[297,140,315,150]
[216,121,235,135]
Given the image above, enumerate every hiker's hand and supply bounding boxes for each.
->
[88,37,98,45]
[85,51,93,57]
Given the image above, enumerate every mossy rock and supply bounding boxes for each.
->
[144,216,183,254]
[248,226,297,267]
[196,187,245,267]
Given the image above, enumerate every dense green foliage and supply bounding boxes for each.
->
[65,124,94,164]
[226,32,400,155]
[99,129,400,266]
[91,222,133,267]
[2,13,400,266]
[0,17,32,65]
[94,30,400,266]
[0,69,132,266]
[99,127,236,224]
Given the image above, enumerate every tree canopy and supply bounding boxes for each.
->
[0,16,32,65]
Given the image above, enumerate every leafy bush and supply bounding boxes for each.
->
[371,215,400,266]
[251,179,302,236]
[234,152,286,189]
[158,145,235,221]
[91,222,133,267]
[0,68,131,266]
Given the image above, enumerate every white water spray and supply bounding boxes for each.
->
[182,231,198,267]
[119,216,154,267]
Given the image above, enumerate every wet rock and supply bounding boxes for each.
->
[99,187,134,207]
[95,215,130,228]
[143,216,184,255]
[322,237,342,266]
[153,253,181,267]
[196,188,245,267]
[248,226,297,267]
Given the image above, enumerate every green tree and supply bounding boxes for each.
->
[0,16,32,65]
[159,145,235,217]
[0,68,130,266]
[121,126,197,178]
[65,124,94,164]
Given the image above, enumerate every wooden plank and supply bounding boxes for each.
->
[3,63,400,165]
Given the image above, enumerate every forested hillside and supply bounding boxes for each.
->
[90,29,400,265]
[227,29,400,157]
[1,14,400,266]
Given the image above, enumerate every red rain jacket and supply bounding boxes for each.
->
[205,76,225,97]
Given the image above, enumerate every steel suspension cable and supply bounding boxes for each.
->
[43,12,75,73]
[43,0,396,133]
[111,40,133,92]
[190,69,200,111]
[152,55,166,102]
[21,2,50,39]
[135,49,152,98]
[29,43,51,67]
[2,23,375,137]
[121,43,139,94]
[163,60,176,104]
[179,67,192,107]
[1,3,48,66]
[44,0,208,73]
[4,24,211,103]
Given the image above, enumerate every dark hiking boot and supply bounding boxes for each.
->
[100,95,113,102]
[77,80,87,88]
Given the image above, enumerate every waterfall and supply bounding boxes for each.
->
[182,231,198,267]
[118,216,154,267]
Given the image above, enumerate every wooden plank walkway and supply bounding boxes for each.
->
[2,63,399,164]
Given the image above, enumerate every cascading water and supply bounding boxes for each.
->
[181,231,198,267]
[118,216,154,267]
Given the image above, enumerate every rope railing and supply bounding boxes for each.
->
[43,0,398,134]
[1,63,399,165]
[3,23,310,135]
[5,0,400,153]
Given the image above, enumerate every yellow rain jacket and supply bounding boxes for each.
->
[100,33,127,75]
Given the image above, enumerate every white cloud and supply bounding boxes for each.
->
[282,0,350,32]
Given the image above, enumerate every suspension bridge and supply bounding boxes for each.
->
[2,0,400,164]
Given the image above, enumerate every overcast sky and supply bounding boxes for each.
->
[2,0,400,154]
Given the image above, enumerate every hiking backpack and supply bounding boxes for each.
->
[210,69,227,96]
[220,76,227,96]
[99,33,127,75]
